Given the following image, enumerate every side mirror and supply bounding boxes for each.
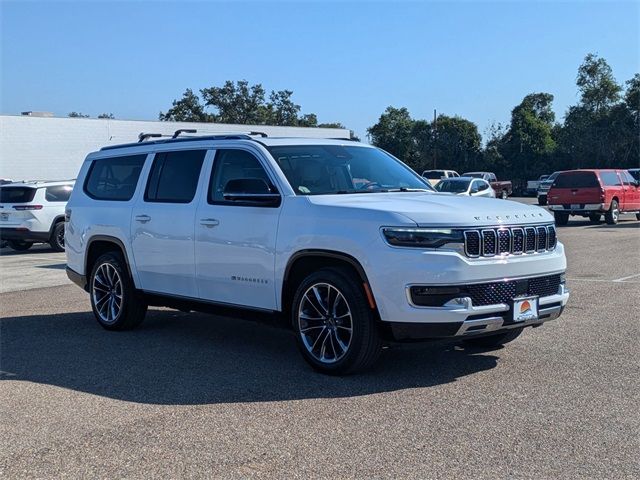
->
[223,178,281,206]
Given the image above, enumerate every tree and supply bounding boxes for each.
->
[159,89,212,122]
[367,107,417,167]
[68,112,89,118]
[500,93,557,185]
[576,53,622,114]
[265,90,301,126]
[98,113,115,119]
[200,80,267,125]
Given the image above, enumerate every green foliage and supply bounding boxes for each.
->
[160,80,354,133]
[159,89,212,122]
[68,112,90,118]
[98,113,115,119]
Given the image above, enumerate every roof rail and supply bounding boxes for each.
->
[101,133,266,151]
[138,132,163,143]
[249,131,268,138]
[172,129,197,139]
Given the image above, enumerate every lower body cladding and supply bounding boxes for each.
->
[385,276,569,341]
[0,227,51,243]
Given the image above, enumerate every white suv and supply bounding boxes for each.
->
[65,133,569,374]
[0,180,74,251]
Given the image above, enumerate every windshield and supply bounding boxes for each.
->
[266,145,432,195]
[435,180,470,193]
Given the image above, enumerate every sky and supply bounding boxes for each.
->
[1,0,638,141]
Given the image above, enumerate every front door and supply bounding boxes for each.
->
[195,147,282,310]
[130,149,209,297]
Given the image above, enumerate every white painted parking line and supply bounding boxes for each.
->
[612,273,640,283]
[567,277,640,284]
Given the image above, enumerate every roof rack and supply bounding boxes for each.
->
[101,131,268,151]
[172,128,197,139]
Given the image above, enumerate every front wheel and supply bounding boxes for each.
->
[7,240,33,251]
[90,252,147,331]
[605,200,619,225]
[537,196,547,206]
[500,190,508,200]
[292,267,382,375]
[49,222,65,252]
[554,211,569,226]
[463,328,524,350]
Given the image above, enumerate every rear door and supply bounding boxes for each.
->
[548,171,601,206]
[598,171,625,209]
[619,170,640,211]
[130,149,209,297]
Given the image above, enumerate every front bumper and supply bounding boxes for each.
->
[387,284,569,341]
[0,227,50,243]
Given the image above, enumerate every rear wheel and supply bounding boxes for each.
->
[589,213,602,224]
[500,190,508,199]
[7,240,33,251]
[291,267,382,375]
[49,222,65,252]
[554,211,569,226]
[463,328,524,350]
[605,200,619,225]
[90,252,147,331]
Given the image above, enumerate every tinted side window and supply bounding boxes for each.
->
[620,171,634,186]
[553,172,600,188]
[45,185,73,202]
[84,155,147,201]
[600,172,622,187]
[145,150,206,203]
[209,149,275,203]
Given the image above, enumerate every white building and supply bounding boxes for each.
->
[0,115,350,181]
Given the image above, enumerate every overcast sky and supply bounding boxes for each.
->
[2,0,638,140]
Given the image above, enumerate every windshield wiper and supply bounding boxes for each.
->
[385,187,432,192]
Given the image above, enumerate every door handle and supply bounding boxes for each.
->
[200,218,220,228]
[135,215,151,223]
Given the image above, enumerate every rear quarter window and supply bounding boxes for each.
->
[553,172,600,188]
[84,154,147,201]
[0,187,37,203]
[600,172,622,187]
[45,185,74,202]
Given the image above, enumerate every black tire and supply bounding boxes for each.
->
[49,222,65,252]
[537,196,547,206]
[500,190,508,200]
[636,213,640,221]
[291,267,382,375]
[7,240,33,251]
[589,213,602,224]
[463,328,524,350]
[554,211,569,226]
[89,252,147,331]
[604,200,619,225]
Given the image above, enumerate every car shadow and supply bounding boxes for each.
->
[0,246,62,256]
[587,221,639,229]
[0,309,498,405]
[35,263,67,270]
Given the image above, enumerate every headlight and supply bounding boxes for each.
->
[382,228,464,248]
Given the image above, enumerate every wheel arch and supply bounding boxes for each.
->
[281,249,378,323]
[85,235,135,284]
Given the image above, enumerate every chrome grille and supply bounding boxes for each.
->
[463,224,556,258]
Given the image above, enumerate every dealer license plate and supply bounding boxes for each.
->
[512,296,539,323]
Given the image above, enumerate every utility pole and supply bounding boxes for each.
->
[433,109,437,169]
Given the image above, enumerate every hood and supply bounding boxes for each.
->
[307,192,552,227]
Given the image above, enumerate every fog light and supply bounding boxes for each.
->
[444,297,471,307]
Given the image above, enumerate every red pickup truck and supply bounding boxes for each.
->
[547,169,640,225]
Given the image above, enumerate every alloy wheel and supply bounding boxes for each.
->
[298,282,353,364]
[92,263,123,324]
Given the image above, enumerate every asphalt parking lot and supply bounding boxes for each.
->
[1,199,639,478]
